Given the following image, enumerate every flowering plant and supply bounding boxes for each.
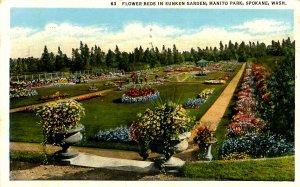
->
[130,102,194,141]
[41,92,68,101]
[184,98,202,109]
[36,100,85,144]
[184,88,214,109]
[193,126,216,146]
[198,88,214,101]
[122,88,160,103]
[95,127,132,143]
[75,93,102,102]
[10,88,38,98]
[131,102,195,171]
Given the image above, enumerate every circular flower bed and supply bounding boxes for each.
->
[121,88,160,103]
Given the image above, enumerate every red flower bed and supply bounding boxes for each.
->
[226,64,267,137]
[41,93,69,101]
[124,88,156,98]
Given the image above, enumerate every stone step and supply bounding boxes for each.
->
[66,153,159,173]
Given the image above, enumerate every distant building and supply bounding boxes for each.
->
[196,59,208,68]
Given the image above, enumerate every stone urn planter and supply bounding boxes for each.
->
[36,100,85,162]
[47,124,84,160]
[138,132,191,171]
[130,102,195,172]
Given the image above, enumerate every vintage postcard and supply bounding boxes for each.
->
[0,0,299,186]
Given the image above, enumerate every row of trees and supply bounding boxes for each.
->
[10,38,294,74]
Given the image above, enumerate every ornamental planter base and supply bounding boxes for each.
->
[139,132,191,171]
[48,125,84,162]
[153,156,185,173]
[198,144,213,161]
[54,145,79,160]
[161,157,185,172]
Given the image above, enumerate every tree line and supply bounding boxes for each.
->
[10,38,294,74]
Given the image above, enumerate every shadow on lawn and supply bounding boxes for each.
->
[112,98,123,103]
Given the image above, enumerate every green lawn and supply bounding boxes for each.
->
[10,63,241,149]
[180,156,294,181]
[10,82,224,148]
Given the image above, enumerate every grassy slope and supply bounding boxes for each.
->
[181,156,294,181]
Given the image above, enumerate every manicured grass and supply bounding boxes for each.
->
[185,71,227,82]
[10,82,224,148]
[10,63,242,150]
[10,151,51,164]
[180,156,295,181]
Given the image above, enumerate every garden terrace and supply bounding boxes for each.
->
[10,61,241,150]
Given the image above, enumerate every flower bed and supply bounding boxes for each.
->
[184,88,214,109]
[75,93,102,102]
[52,82,75,87]
[198,88,214,101]
[41,92,69,101]
[222,133,294,158]
[184,98,203,109]
[204,79,226,84]
[221,64,294,158]
[121,88,160,103]
[95,127,132,143]
[10,88,38,98]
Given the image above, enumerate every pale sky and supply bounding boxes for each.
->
[10,9,293,58]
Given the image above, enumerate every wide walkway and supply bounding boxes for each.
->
[10,88,115,113]
[192,63,246,134]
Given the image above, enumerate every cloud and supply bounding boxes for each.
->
[10,20,293,58]
[10,27,36,38]
[232,19,291,34]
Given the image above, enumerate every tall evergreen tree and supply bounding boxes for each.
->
[40,45,51,72]
[105,49,116,67]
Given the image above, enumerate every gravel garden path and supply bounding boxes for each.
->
[10,88,115,113]
[191,63,246,136]
[9,142,195,180]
